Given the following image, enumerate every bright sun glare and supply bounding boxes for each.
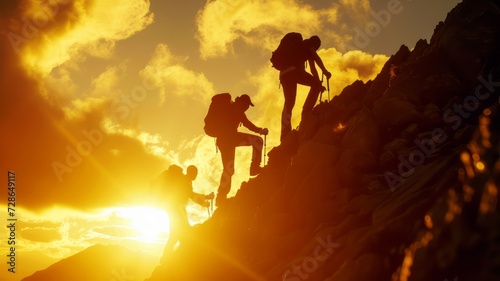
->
[116,206,170,241]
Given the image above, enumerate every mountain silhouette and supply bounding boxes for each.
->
[146,0,500,280]
[22,244,157,281]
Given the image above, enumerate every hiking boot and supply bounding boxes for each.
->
[250,165,262,176]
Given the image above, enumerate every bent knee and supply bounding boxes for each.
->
[252,135,263,145]
[312,81,323,90]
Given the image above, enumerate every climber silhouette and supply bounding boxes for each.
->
[152,164,213,261]
[204,93,268,206]
[271,33,332,142]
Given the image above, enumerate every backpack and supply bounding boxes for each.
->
[152,164,188,204]
[204,93,232,137]
[270,32,303,71]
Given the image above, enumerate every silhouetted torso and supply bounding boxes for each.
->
[218,103,259,138]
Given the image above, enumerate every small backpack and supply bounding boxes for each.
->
[270,32,303,71]
[204,93,232,137]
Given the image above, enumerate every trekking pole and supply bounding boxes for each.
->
[327,76,330,101]
[320,73,324,102]
[263,134,267,166]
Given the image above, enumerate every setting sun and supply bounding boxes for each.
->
[114,206,170,242]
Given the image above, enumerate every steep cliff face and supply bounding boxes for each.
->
[147,0,500,280]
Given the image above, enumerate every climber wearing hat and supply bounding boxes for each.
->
[214,94,268,206]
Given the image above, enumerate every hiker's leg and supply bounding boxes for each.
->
[280,77,297,142]
[162,208,181,257]
[295,71,323,115]
[234,132,263,170]
[217,142,235,198]
[176,207,191,243]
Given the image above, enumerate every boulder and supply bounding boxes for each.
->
[363,45,411,108]
[335,149,377,186]
[341,107,381,155]
[286,141,340,216]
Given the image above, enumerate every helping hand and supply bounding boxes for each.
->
[324,70,332,79]
[260,128,269,136]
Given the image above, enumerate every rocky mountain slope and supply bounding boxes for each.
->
[23,245,157,281]
[147,0,500,280]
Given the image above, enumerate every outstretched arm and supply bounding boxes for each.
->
[310,50,331,79]
[309,58,319,79]
[190,192,214,207]
[241,114,268,135]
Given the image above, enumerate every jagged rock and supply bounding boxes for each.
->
[422,103,443,129]
[406,39,429,64]
[335,149,377,186]
[299,112,322,142]
[382,138,409,154]
[363,45,411,108]
[287,141,340,218]
[401,123,420,139]
[268,129,299,167]
[327,80,369,124]
[379,149,398,170]
[312,124,344,145]
[341,106,381,154]
[372,94,423,131]
[431,0,500,88]
[420,72,465,107]
[325,254,384,281]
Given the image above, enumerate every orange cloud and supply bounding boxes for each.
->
[0,0,166,211]
[13,0,154,75]
[140,44,215,104]
[339,0,371,23]
[196,0,339,59]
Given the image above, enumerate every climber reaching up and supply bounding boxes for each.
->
[204,93,269,206]
[270,33,331,142]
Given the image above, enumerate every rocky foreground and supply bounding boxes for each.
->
[147,0,500,280]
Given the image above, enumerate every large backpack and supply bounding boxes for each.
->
[204,93,232,137]
[270,32,303,71]
[151,164,187,205]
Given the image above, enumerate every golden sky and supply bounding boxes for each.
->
[0,0,460,280]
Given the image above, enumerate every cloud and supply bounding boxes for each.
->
[195,0,391,60]
[13,0,154,75]
[140,43,215,104]
[20,227,62,243]
[196,0,340,59]
[339,0,371,23]
[0,0,167,211]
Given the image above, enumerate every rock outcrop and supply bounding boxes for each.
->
[147,0,500,280]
